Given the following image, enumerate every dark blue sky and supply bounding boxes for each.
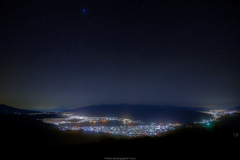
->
[0,0,240,110]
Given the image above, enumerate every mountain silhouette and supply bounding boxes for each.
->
[0,104,39,114]
[228,106,240,111]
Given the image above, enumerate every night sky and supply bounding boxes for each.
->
[1,0,240,110]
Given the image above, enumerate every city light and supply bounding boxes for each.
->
[42,115,180,137]
[195,110,234,124]
[41,109,235,137]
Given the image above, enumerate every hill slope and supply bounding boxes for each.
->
[0,104,39,114]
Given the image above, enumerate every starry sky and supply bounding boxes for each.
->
[0,0,240,110]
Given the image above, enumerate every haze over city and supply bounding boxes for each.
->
[0,0,239,110]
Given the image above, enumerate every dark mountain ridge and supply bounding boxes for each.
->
[228,106,240,111]
[0,104,39,114]
[0,103,215,124]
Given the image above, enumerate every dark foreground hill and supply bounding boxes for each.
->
[0,113,110,149]
[1,112,240,159]
[54,113,240,159]
[71,104,212,124]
